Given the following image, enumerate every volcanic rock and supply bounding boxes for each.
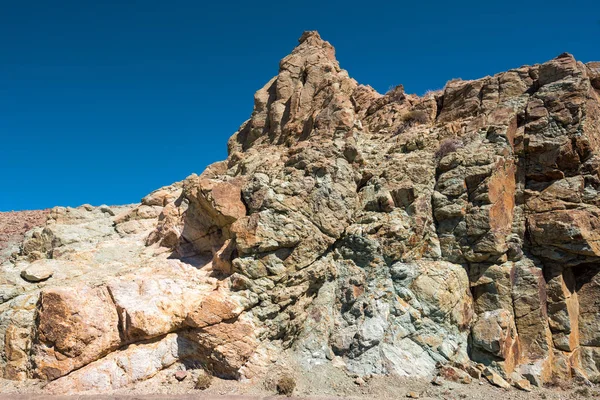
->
[1,31,600,394]
[20,261,53,282]
[482,367,511,389]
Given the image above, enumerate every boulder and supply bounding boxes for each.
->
[20,261,53,282]
[483,367,511,389]
[33,286,121,380]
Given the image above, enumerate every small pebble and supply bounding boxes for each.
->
[174,370,187,381]
[431,376,444,386]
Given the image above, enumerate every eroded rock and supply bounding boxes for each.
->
[1,32,600,394]
[20,261,53,282]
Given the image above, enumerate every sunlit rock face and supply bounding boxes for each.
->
[1,32,600,392]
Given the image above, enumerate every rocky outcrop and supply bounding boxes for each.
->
[1,32,600,393]
[0,211,48,265]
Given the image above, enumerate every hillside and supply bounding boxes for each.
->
[1,31,600,397]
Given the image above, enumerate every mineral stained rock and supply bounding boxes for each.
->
[2,31,600,392]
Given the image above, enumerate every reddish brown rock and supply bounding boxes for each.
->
[181,177,246,254]
[185,290,244,328]
[438,365,472,384]
[528,210,600,264]
[174,370,187,381]
[482,367,511,389]
[211,239,236,275]
[33,286,121,380]
[0,210,49,263]
[183,317,259,379]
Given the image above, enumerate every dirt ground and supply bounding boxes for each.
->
[0,362,596,399]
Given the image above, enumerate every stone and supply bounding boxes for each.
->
[20,261,53,282]
[174,370,187,381]
[181,177,246,254]
[182,316,259,379]
[465,365,482,380]
[470,306,522,375]
[33,286,121,380]
[438,365,472,384]
[0,210,49,264]
[45,333,190,393]
[431,376,444,386]
[483,367,511,389]
[511,261,552,363]
[106,267,218,341]
[513,379,532,391]
[1,293,38,380]
[185,290,245,328]
[528,210,600,263]
[142,184,182,207]
[519,362,545,387]
[211,239,235,275]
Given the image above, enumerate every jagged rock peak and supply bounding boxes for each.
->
[229,31,356,151]
[298,30,322,44]
[294,31,336,60]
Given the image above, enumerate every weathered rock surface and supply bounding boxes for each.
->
[0,210,48,265]
[1,32,600,393]
[19,262,53,282]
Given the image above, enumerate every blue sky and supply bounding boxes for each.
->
[1,0,599,210]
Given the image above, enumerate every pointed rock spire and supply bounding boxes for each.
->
[229,31,357,152]
[293,30,337,64]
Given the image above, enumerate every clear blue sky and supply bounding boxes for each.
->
[1,1,599,210]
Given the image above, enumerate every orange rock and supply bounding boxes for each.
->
[181,177,246,253]
[33,286,121,380]
[185,290,243,328]
[183,317,259,379]
[211,239,235,275]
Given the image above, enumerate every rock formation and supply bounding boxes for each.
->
[1,32,600,393]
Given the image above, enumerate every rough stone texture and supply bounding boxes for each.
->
[45,333,186,394]
[1,32,600,393]
[33,286,121,380]
[514,378,532,391]
[483,367,511,389]
[19,262,53,282]
[0,211,49,265]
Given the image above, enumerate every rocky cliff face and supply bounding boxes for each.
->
[2,32,600,393]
